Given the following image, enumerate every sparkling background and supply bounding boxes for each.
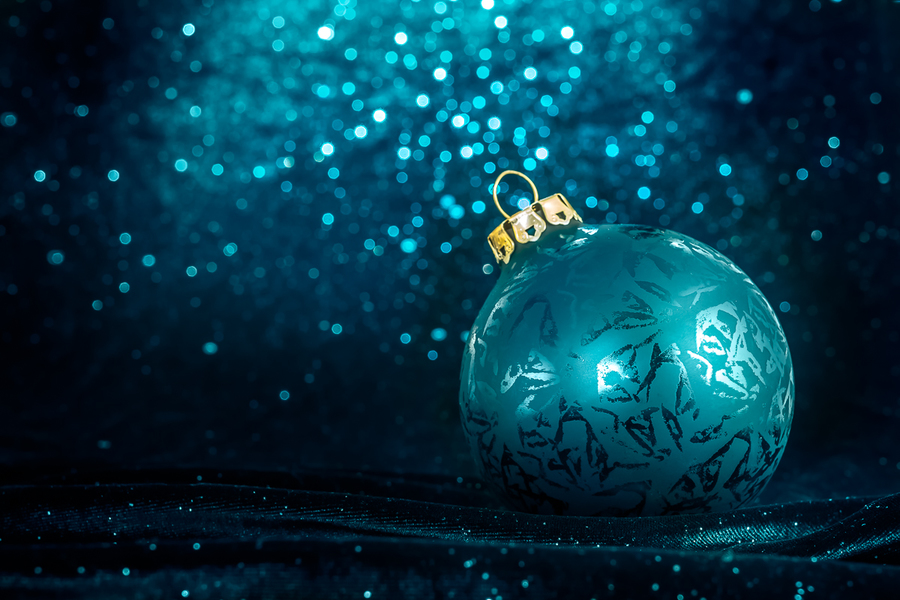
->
[1,0,898,501]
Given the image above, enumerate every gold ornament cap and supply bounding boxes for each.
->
[487,170,583,264]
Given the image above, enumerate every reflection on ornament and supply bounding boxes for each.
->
[460,171,794,516]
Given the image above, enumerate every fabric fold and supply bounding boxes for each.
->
[2,469,899,563]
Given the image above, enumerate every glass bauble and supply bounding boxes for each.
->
[460,223,794,516]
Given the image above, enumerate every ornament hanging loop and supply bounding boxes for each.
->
[492,170,540,219]
[486,168,582,265]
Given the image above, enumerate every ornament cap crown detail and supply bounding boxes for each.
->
[488,170,583,264]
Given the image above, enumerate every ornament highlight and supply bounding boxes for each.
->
[460,171,794,516]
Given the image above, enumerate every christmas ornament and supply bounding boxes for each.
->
[460,171,794,516]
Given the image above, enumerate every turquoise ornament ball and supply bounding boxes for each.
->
[460,222,794,516]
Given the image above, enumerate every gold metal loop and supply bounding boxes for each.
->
[492,170,539,220]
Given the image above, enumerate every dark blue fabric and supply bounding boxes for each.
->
[2,468,900,598]
[3,469,900,560]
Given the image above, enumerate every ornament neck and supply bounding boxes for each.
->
[487,170,583,265]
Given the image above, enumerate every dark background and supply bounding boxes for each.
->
[1,0,899,596]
